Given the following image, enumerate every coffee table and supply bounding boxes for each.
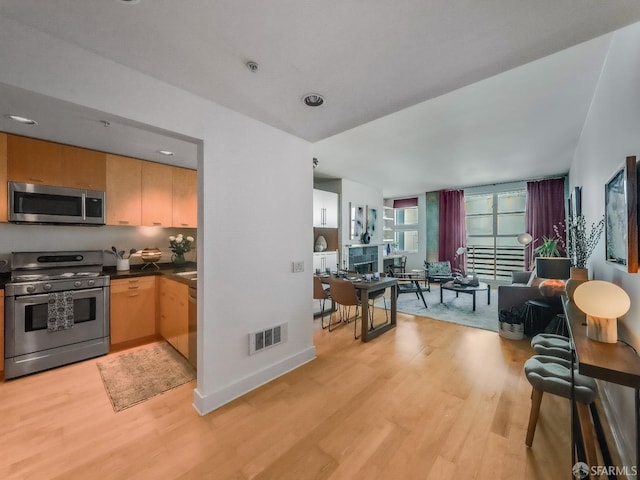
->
[440,281,490,311]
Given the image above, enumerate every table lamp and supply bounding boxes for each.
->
[517,233,533,246]
[535,257,571,297]
[573,280,631,343]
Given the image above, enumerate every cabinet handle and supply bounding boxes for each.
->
[118,220,130,225]
[128,292,139,297]
[153,222,162,226]
[28,177,44,183]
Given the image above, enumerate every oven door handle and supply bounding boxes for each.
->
[81,192,87,221]
[14,292,51,307]
[13,287,105,306]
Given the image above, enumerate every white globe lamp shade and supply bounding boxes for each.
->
[517,233,533,245]
[573,280,630,343]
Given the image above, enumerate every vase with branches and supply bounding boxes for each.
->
[554,214,605,268]
[554,214,605,299]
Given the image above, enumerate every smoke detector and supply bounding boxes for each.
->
[246,61,259,73]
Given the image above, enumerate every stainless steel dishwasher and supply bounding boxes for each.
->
[188,282,197,368]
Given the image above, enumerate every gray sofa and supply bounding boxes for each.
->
[497,271,545,312]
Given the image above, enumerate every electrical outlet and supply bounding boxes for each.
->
[292,261,304,273]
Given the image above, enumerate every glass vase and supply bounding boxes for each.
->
[172,253,186,265]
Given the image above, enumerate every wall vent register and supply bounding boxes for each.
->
[249,323,287,355]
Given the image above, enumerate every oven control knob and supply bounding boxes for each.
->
[26,285,36,293]
[74,281,82,288]
[43,283,52,291]
[88,279,95,287]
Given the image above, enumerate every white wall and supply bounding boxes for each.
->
[0,15,315,414]
[570,21,640,466]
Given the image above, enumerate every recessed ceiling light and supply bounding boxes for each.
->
[119,0,141,4]
[246,61,259,73]
[158,150,175,157]
[302,93,325,107]
[6,114,37,125]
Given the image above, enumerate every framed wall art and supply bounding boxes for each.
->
[367,207,379,244]
[605,156,638,273]
[574,186,582,217]
[350,203,366,242]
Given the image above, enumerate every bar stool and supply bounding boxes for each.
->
[524,299,552,337]
[524,355,598,469]
[531,333,571,361]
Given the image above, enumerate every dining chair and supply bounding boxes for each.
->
[389,256,407,276]
[313,275,332,329]
[328,278,361,338]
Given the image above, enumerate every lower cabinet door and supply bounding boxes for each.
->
[110,277,156,345]
[158,277,189,358]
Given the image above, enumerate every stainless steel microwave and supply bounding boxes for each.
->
[8,182,106,225]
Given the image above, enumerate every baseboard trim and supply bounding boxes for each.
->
[192,345,316,416]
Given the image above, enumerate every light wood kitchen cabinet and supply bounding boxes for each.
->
[7,134,106,189]
[7,134,64,186]
[106,154,142,226]
[172,167,197,227]
[60,144,106,190]
[0,290,4,376]
[0,133,7,223]
[158,276,189,358]
[110,276,157,347]
[142,161,173,227]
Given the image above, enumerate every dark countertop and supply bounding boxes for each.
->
[0,261,197,290]
[105,261,197,286]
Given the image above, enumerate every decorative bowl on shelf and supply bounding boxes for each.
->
[140,247,162,263]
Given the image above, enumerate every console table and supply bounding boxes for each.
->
[563,295,640,475]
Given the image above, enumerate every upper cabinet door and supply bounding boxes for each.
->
[172,167,197,228]
[0,133,7,223]
[7,134,64,186]
[106,154,142,226]
[142,161,173,227]
[7,135,106,190]
[61,144,106,190]
[313,189,339,228]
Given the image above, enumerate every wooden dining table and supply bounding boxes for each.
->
[317,274,398,342]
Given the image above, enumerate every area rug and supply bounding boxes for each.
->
[376,284,499,332]
[96,342,196,412]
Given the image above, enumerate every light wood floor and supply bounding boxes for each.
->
[1,311,577,480]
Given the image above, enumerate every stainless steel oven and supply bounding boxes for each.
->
[4,251,110,379]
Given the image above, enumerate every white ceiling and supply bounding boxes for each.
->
[2,1,640,196]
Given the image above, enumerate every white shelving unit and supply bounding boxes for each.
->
[383,206,395,243]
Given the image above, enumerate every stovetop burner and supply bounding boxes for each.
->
[7,250,109,295]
